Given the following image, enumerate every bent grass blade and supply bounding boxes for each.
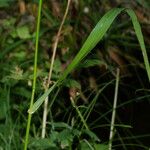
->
[28,8,150,114]
[126,9,150,81]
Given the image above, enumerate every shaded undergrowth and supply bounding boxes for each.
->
[0,0,150,150]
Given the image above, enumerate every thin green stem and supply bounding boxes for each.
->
[70,97,89,131]
[24,0,43,149]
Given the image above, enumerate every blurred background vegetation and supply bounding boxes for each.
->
[0,0,150,149]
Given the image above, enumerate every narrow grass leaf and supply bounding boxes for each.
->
[28,82,57,114]
[58,8,124,82]
[125,9,150,81]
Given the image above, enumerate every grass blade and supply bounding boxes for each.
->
[28,82,58,114]
[29,8,150,114]
[58,8,124,82]
[125,9,150,81]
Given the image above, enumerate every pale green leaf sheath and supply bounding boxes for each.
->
[29,8,150,114]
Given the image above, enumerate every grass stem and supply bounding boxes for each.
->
[24,0,43,149]
[41,0,71,138]
[109,68,120,150]
[70,97,89,131]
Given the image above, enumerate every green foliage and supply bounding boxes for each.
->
[0,88,8,119]
[135,0,150,9]
[94,144,109,150]
[63,78,81,89]
[79,140,109,150]
[1,1,150,150]
[79,58,105,68]
[16,26,32,39]
[29,138,57,149]
[82,129,100,142]
[0,0,14,7]
[29,123,104,150]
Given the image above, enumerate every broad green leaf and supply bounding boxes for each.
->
[58,129,73,148]
[29,8,150,114]
[29,138,57,149]
[80,141,93,150]
[2,18,16,28]
[79,58,105,68]
[94,144,109,150]
[63,78,81,89]
[0,0,9,7]
[13,87,31,99]
[50,131,59,143]
[53,58,62,73]
[82,129,100,142]
[49,122,71,129]
[16,26,31,39]
[13,51,26,60]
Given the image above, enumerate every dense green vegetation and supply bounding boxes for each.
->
[0,0,150,149]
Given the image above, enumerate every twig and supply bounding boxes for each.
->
[41,0,71,138]
[109,68,120,150]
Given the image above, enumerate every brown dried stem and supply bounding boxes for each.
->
[41,0,71,138]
